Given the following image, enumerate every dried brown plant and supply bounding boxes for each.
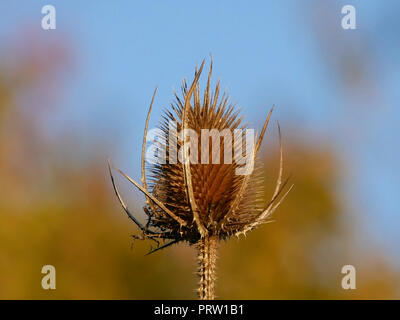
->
[108,59,292,300]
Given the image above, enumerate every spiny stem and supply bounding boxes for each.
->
[197,235,218,300]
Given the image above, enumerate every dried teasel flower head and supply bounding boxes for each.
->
[108,59,292,299]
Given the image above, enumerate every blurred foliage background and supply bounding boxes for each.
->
[0,1,399,299]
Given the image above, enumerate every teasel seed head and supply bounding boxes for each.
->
[108,58,292,299]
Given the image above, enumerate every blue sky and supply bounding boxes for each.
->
[1,1,399,260]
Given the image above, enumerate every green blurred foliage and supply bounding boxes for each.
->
[0,39,398,300]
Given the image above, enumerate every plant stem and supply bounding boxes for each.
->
[197,235,218,300]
